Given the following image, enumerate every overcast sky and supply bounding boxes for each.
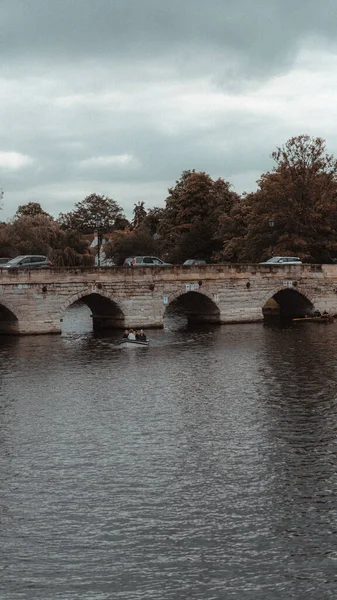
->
[1,0,337,220]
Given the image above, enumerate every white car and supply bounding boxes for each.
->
[183,259,207,265]
[123,256,171,266]
[260,256,302,265]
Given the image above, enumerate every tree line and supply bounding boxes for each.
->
[2,135,337,266]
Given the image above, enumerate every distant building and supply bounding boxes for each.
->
[89,231,115,266]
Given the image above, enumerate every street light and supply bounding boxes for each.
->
[95,217,103,267]
[268,218,275,256]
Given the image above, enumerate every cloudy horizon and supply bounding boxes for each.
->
[1,0,337,220]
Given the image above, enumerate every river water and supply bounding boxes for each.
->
[1,306,337,599]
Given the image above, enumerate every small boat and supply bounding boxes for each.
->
[119,339,149,348]
[292,315,334,323]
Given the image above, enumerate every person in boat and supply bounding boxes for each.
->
[313,310,322,317]
[122,329,129,339]
[138,329,147,342]
[128,329,136,340]
[135,330,140,340]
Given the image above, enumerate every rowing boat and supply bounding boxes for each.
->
[119,339,149,348]
[292,316,334,323]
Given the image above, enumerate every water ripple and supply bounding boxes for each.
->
[0,319,337,599]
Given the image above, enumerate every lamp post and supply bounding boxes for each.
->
[268,218,275,256]
[95,218,103,267]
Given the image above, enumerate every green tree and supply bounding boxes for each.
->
[15,202,49,219]
[51,230,93,266]
[0,214,92,266]
[103,229,159,265]
[10,214,59,255]
[0,222,15,257]
[58,193,128,234]
[159,170,238,262]
[132,201,147,229]
[214,196,251,262]
[143,207,166,235]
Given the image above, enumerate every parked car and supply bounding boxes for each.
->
[123,256,171,266]
[123,257,135,267]
[183,259,207,265]
[0,258,10,267]
[2,255,53,270]
[260,256,302,265]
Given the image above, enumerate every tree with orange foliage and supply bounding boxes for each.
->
[219,135,337,263]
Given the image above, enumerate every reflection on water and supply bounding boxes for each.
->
[1,310,337,599]
[62,302,93,334]
[62,302,195,333]
[163,310,188,330]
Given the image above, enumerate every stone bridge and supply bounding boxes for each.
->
[1,263,337,334]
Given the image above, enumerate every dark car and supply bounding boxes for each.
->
[183,259,207,265]
[3,255,53,270]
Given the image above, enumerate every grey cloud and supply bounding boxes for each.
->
[1,0,337,220]
[2,0,337,80]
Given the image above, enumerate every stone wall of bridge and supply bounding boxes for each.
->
[0,264,337,334]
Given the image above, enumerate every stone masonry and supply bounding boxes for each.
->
[1,263,337,334]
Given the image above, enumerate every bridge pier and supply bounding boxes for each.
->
[16,319,61,335]
[219,307,264,324]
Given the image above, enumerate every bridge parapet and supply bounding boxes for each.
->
[0,262,330,283]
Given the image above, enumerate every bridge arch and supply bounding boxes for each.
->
[60,290,125,330]
[0,299,19,334]
[262,286,314,319]
[164,290,220,328]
